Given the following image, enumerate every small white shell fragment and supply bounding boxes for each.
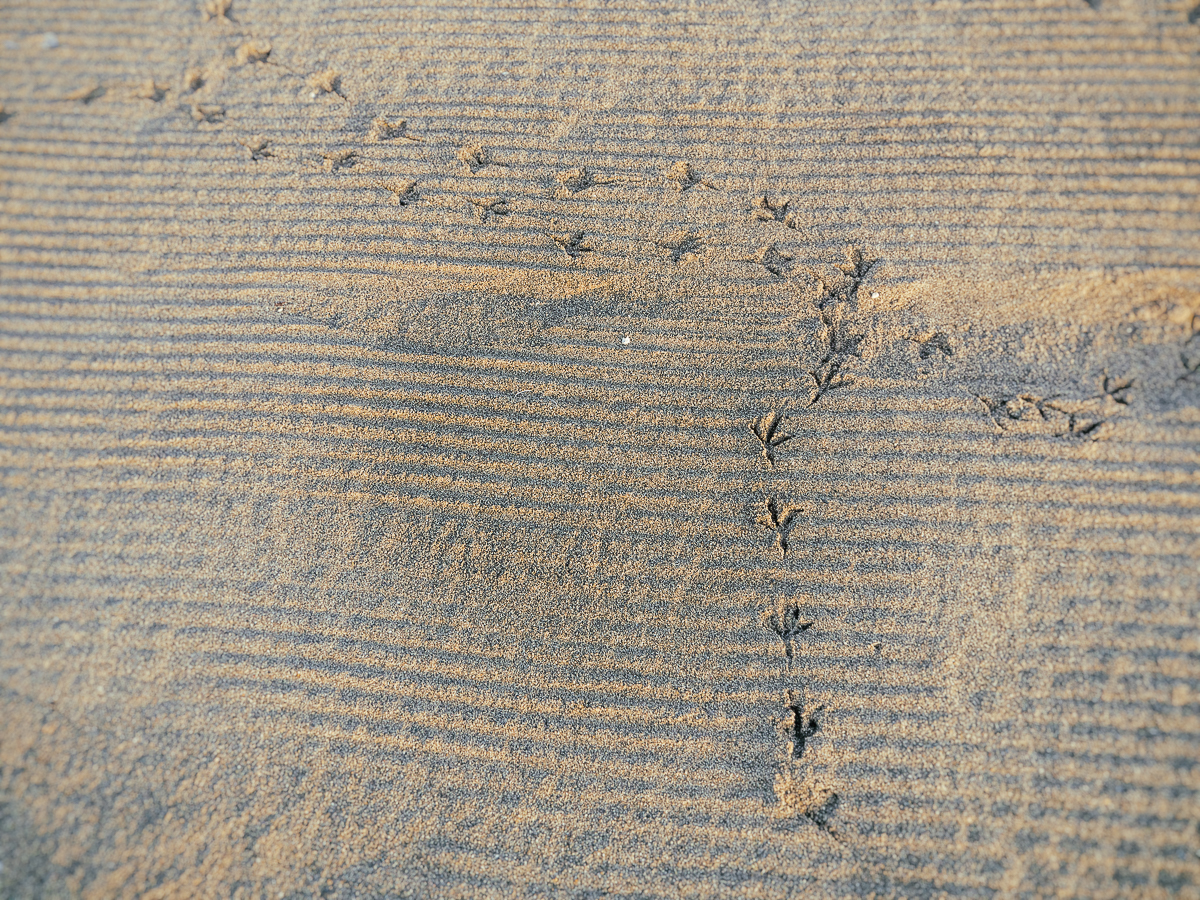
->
[42,32,60,49]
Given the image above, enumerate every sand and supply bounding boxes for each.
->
[1,0,1199,896]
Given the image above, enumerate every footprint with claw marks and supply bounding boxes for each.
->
[756,497,797,558]
[238,137,273,160]
[189,103,225,124]
[203,0,233,22]
[657,231,704,263]
[750,411,792,467]
[547,230,593,260]
[138,80,168,102]
[754,195,789,223]
[322,149,357,172]
[556,165,612,197]
[368,117,421,142]
[467,197,510,222]
[236,40,272,64]
[666,160,716,192]
[458,145,507,174]
[783,691,823,758]
[755,243,793,277]
[761,602,813,665]
[309,70,347,100]
[381,180,419,205]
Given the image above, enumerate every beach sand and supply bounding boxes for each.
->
[1,0,1199,896]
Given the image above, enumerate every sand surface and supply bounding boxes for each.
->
[2,0,1199,896]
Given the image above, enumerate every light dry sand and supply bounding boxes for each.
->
[1,0,1199,897]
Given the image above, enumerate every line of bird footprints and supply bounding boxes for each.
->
[738,267,1200,842]
[24,3,1200,319]
[751,537,840,834]
[11,3,892,276]
[739,352,844,837]
[744,346,1148,837]
[751,370,1138,488]
[975,375,1133,439]
[741,327,1167,837]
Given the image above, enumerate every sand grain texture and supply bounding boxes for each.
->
[1,0,1199,897]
